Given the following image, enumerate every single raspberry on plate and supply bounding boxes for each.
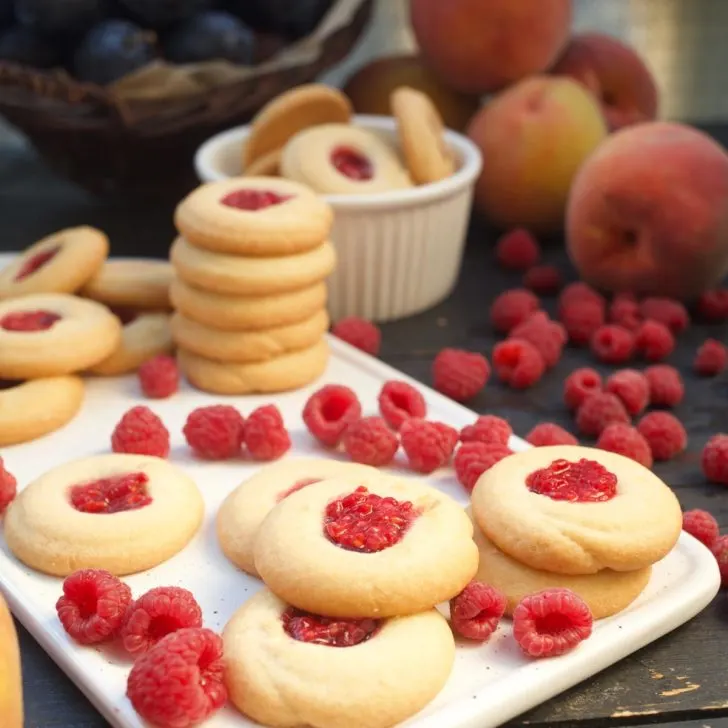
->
[712,536,728,587]
[639,297,690,334]
[694,338,728,376]
[121,586,203,656]
[605,369,650,416]
[563,368,603,410]
[509,312,566,368]
[490,289,540,333]
[127,628,226,728]
[138,355,179,399]
[378,380,426,430]
[343,416,399,467]
[111,406,170,458]
[303,384,362,447]
[526,423,578,447]
[559,300,606,346]
[644,365,684,408]
[183,405,245,460]
[432,348,490,401]
[523,265,563,295]
[682,509,719,549]
[576,392,630,437]
[495,228,540,270]
[453,441,513,492]
[460,415,512,446]
[609,293,642,331]
[697,289,728,322]
[596,423,653,468]
[702,434,728,485]
[635,320,675,361]
[244,404,291,461]
[0,456,17,514]
[450,581,507,642]
[512,588,593,658]
[56,569,132,645]
[637,412,687,461]
[558,282,605,311]
[591,325,635,364]
[331,317,381,356]
[399,418,458,474]
[492,338,545,389]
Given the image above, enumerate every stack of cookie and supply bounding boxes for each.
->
[169,176,336,395]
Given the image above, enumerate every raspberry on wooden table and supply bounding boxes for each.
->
[138,355,179,399]
[343,417,399,467]
[559,300,606,345]
[432,348,490,401]
[490,289,540,333]
[526,423,578,447]
[450,581,507,642]
[244,405,291,461]
[635,320,675,361]
[56,569,132,645]
[0,457,17,514]
[639,297,690,334]
[492,338,545,389]
[127,628,227,728]
[378,380,426,430]
[563,368,603,410]
[454,441,513,492]
[460,415,512,446]
[591,325,635,364]
[682,509,719,549]
[399,418,458,474]
[702,434,728,485]
[495,228,540,270]
[303,384,362,447]
[712,536,728,587]
[523,265,563,295]
[637,412,687,461]
[596,423,653,468]
[694,339,728,376]
[331,317,381,356]
[697,289,728,321]
[111,406,170,458]
[183,405,245,460]
[605,369,650,416]
[558,282,606,312]
[509,312,566,368]
[576,392,630,437]
[609,293,642,331]
[644,365,684,408]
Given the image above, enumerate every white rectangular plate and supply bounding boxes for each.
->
[0,334,720,728]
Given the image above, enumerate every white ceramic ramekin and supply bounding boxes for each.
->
[194,115,483,323]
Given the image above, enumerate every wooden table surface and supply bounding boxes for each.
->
[2,129,728,728]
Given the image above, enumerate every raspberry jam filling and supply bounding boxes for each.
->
[276,478,322,503]
[324,485,419,553]
[70,472,152,514]
[0,310,62,332]
[526,458,618,503]
[14,245,61,282]
[331,146,374,181]
[282,607,381,647]
[220,189,292,211]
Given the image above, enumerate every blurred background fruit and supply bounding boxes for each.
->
[118,0,212,29]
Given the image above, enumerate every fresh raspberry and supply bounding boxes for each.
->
[576,392,630,437]
[460,415,512,446]
[702,434,728,485]
[563,368,603,410]
[635,320,675,361]
[523,265,563,295]
[183,405,245,460]
[492,338,545,389]
[126,628,226,728]
[559,282,606,311]
[138,355,179,399]
[378,380,426,430]
[399,418,458,474]
[596,423,653,468]
[645,365,684,408]
[712,536,728,587]
[56,570,132,645]
[512,588,593,658]
[303,384,362,447]
[526,423,578,447]
[609,293,642,331]
[243,405,291,461]
[450,581,507,642]
[0,456,17,514]
[342,417,399,467]
[591,325,635,364]
[495,228,540,270]
[639,297,690,334]
[697,289,728,322]
[509,312,566,368]
[637,412,687,461]
[121,586,203,656]
[490,289,540,333]
[331,317,381,356]
[453,441,513,492]
[559,300,606,346]
[694,338,728,376]
[605,369,650,416]
[682,509,719,549]
[432,348,490,401]
[111,406,170,458]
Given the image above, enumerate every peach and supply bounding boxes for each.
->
[551,33,659,131]
[467,76,607,234]
[410,0,573,94]
[567,122,728,300]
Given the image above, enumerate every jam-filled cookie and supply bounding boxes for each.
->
[80,259,173,310]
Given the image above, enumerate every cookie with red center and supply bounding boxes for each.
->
[3,454,204,577]
[471,445,682,575]
[254,477,478,618]
[223,588,455,728]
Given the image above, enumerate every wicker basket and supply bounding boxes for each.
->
[0,0,374,197]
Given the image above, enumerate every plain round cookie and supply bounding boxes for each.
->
[169,278,327,331]
[80,259,173,310]
[178,338,329,395]
[254,477,479,618]
[217,458,382,576]
[224,589,455,728]
[171,237,336,296]
[0,226,108,300]
[0,377,85,446]
[0,293,122,379]
[471,445,683,575]
[3,454,204,577]
[244,148,282,177]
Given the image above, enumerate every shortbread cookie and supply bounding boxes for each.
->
[0,376,85,446]
[0,226,109,300]
[175,177,334,257]
[254,477,479,618]
[224,589,454,728]
[178,338,329,395]
[4,454,204,577]
[217,458,381,576]
[88,313,174,376]
[471,445,682,575]
[243,83,353,168]
[171,237,336,296]
[392,86,456,185]
[169,278,327,331]
[244,148,282,177]
[0,294,122,379]
[80,259,173,310]
[281,124,413,195]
